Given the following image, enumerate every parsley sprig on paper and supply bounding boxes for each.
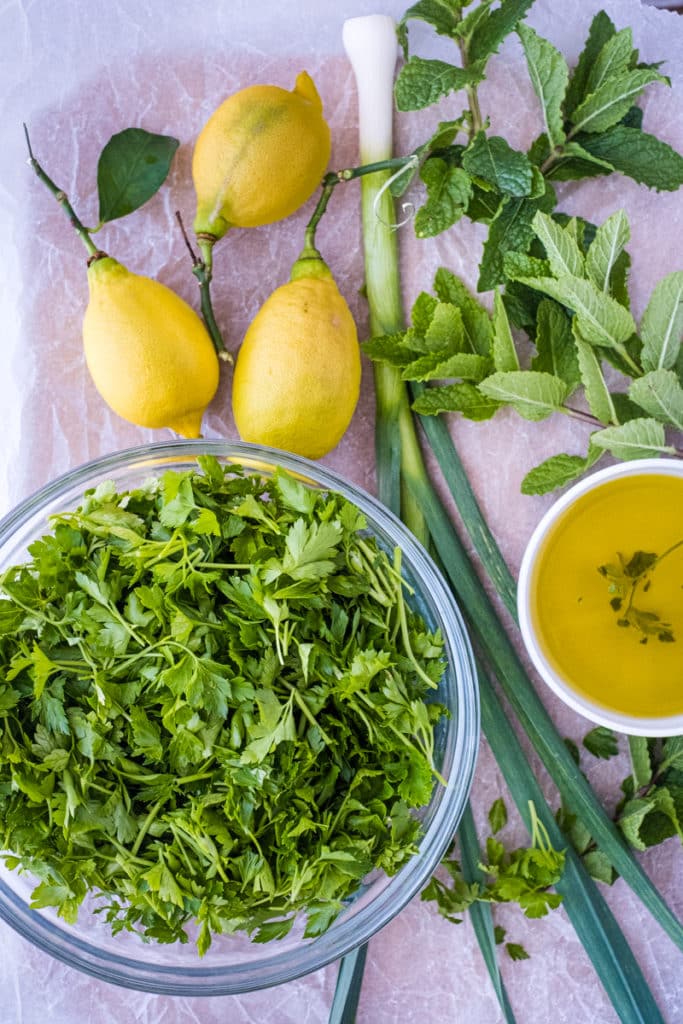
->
[0,457,447,952]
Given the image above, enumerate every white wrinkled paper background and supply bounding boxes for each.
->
[0,1,682,1021]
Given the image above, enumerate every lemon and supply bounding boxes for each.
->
[192,71,331,240]
[232,257,360,459]
[83,257,220,438]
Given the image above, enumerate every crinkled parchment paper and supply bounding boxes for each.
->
[0,1,681,1021]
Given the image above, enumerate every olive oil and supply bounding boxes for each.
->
[531,473,683,719]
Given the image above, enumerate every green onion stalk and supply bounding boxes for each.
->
[327,12,683,1024]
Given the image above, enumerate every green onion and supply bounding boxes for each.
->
[340,14,509,1020]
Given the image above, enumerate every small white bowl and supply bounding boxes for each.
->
[518,458,683,737]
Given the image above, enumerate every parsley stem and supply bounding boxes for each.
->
[393,548,438,691]
[131,797,166,857]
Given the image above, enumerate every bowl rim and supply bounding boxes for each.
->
[517,457,683,738]
[0,439,480,994]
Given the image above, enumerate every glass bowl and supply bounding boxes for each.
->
[0,439,479,995]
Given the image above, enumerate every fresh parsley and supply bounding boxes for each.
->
[0,457,448,952]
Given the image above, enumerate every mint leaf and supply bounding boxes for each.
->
[531,300,580,391]
[397,1,462,55]
[412,381,501,419]
[478,186,555,291]
[640,270,683,372]
[492,290,520,371]
[628,735,653,791]
[629,370,683,431]
[571,69,668,135]
[97,128,179,224]
[361,333,417,367]
[585,209,630,293]
[585,28,635,96]
[424,303,465,352]
[395,57,486,111]
[619,789,680,851]
[403,351,490,382]
[415,160,472,237]
[532,211,584,278]
[488,797,508,834]
[462,132,533,197]
[433,268,493,355]
[468,0,534,62]
[479,370,569,421]
[582,850,616,886]
[565,11,616,115]
[517,24,569,149]
[543,140,615,182]
[574,330,618,424]
[590,418,675,460]
[521,451,602,496]
[583,726,619,760]
[577,126,683,192]
[523,275,636,350]
[505,942,530,961]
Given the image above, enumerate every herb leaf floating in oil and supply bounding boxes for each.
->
[0,457,447,953]
[598,539,683,643]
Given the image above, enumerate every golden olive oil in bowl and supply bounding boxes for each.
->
[518,460,683,736]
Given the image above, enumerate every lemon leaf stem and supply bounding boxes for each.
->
[24,123,101,260]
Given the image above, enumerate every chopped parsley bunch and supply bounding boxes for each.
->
[0,456,447,953]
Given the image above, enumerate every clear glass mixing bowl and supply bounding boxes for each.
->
[0,440,479,995]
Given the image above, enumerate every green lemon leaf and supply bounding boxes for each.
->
[412,381,502,419]
[478,370,569,421]
[532,211,584,279]
[394,57,486,111]
[565,10,617,115]
[462,132,533,197]
[585,209,630,294]
[577,126,683,192]
[492,290,520,372]
[468,0,535,62]
[97,128,179,224]
[640,271,683,372]
[414,160,472,237]
[590,418,676,460]
[570,69,668,135]
[629,370,683,431]
[531,300,580,391]
[521,451,602,496]
[517,24,569,149]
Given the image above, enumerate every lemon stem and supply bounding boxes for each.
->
[175,220,231,363]
[24,123,101,260]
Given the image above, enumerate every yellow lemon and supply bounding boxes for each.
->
[83,257,220,438]
[232,259,360,459]
[192,71,331,240]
